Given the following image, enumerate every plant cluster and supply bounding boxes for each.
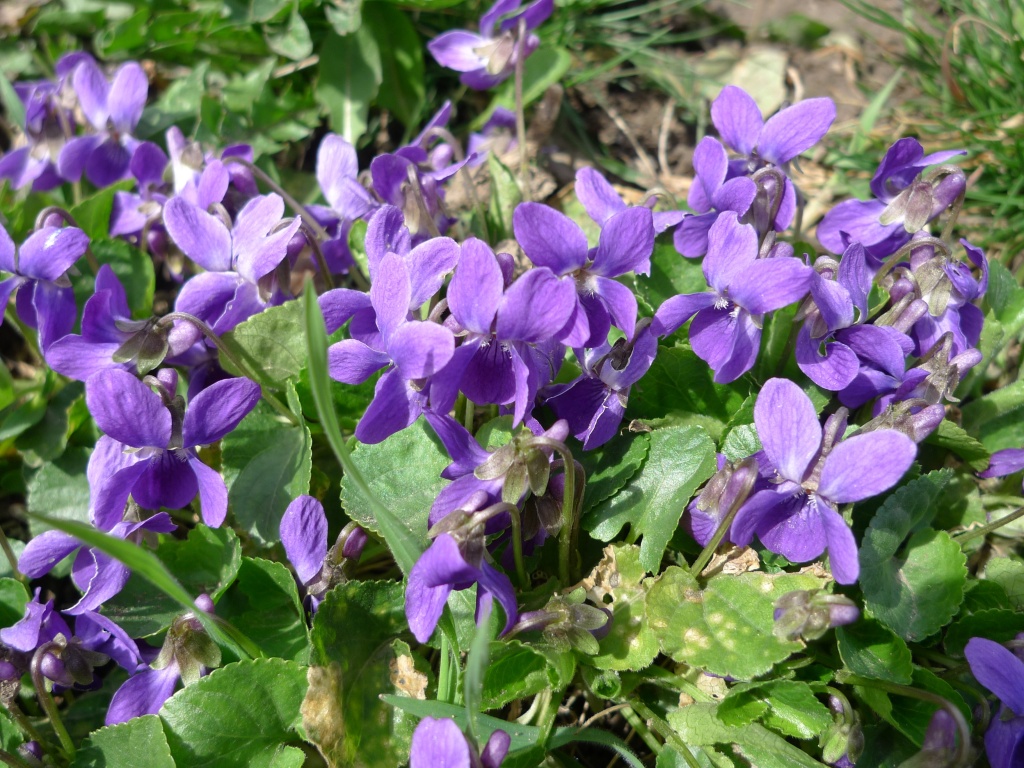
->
[0,2,1022,767]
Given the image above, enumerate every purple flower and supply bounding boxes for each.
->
[674,137,757,257]
[818,138,966,262]
[434,238,575,425]
[0,222,89,351]
[965,637,1024,768]
[543,322,658,449]
[653,212,812,383]
[0,589,73,655]
[730,378,916,584]
[327,237,459,443]
[58,58,148,188]
[109,142,171,251]
[18,512,176,615]
[427,0,553,90]
[513,201,655,346]
[409,717,510,768]
[164,193,301,335]
[468,107,518,163]
[85,369,260,530]
[575,166,684,234]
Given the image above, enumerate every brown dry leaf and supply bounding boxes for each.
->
[301,663,346,768]
[389,655,427,699]
[700,545,761,578]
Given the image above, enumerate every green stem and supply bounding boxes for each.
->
[0,750,32,768]
[159,312,299,426]
[953,506,1024,544]
[505,505,529,590]
[837,674,971,767]
[689,471,753,578]
[627,699,702,768]
[0,527,25,583]
[462,395,475,433]
[622,706,663,756]
[438,632,454,704]
[535,689,558,745]
[2,701,48,754]
[551,452,581,585]
[514,18,530,203]
[30,644,75,760]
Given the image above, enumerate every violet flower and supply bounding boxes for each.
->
[164,193,301,335]
[85,368,260,530]
[653,212,812,383]
[730,378,916,584]
[468,107,518,163]
[18,512,176,614]
[58,58,148,188]
[0,221,89,351]
[575,166,684,234]
[543,321,658,449]
[326,240,459,444]
[108,141,171,252]
[674,136,757,257]
[409,717,510,768]
[818,138,966,263]
[965,637,1024,768]
[427,0,553,90]
[434,237,575,425]
[513,201,655,346]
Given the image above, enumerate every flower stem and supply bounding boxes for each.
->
[505,505,529,590]
[689,467,755,578]
[0,750,33,768]
[30,644,75,760]
[622,706,663,756]
[627,699,702,768]
[953,505,1024,544]
[159,312,299,426]
[0,526,25,583]
[514,18,530,203]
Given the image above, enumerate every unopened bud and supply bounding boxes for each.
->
[773,590,859,642]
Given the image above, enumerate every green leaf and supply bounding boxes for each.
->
[363,2,424,127]
[103,526,242,638]
[717,680,832,739]
[216,557,309,661]
[985,556,1024,608]
[28,513,246,658]
[304,281,423,574]
[26,447,91,536]
[587,544,659,671]
[74,715,175,768]
[551,729,646,768]
[220,300,307,389]
[324,0,363,35]
[15,380,83,467]
[0,704,23,754]
[493,45,572,110]
[585,425,716,572]
[859,470,967,641]
[0,577,30,629]
[721,423,760,461]
[315,27,382,144]
[310,581,409,765]
[340,418,449,561]
[962,378,1024,452]
[0,68,26,129]
[944,608,1024,657]
[69,186,132,241]
[0,364,13,411]
[464,600,493,741]
[924,420,990,471]
[221,401,312,544]
[160,658,308,767]
[632,242,708,314]
[382,696,541,751]
[647,567,827,679]
[482,640,574,710]
[667,703,829,768]
[852,667,969,748]
[628,346,748,442]
[579,431,650,513]
[266,3,313,60]
[486,152,522,241]
[836,618,913,684]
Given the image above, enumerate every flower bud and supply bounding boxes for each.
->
[773,590,859,642]
[155,596,221,687]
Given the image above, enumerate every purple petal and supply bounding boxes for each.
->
[73,58,110,129]
[449,238,502,334]
[405,535,478,643]
[195,160,229,210]
[107,62,147,132]
[427,30,488,73]
[189,456,228,527]
[66,548,130,615]
[329,339,390,384]
[496,267,576,344]
[728,257,812,314]
[689,306,761,384]
[755,377,822,483]
[173,271,246,330]
[691,137,728,210]
[32,283,77,352]
[757,495,827,562]
[818,430,916,503]
[409,717,472,768]
[18,226,90,281]
[19,530,81,578]
[423,412,491,478]
[317,134,359,211]
[319,288,374,334]
[132,451,199,512]
[355,369,421,445]
[57,135,102,182]
[980,448,1024,479]
[458,338,516,406]
[575,167,626,225]
[730,485,792,547]
[388,321,455,379]
[477,560,518,635]
[481,730,512,768]
[703,212,758,293]
[164,197,232,273]
[710,86,763,156]
[651,292,717,337]
[182,376,261,447]
[86,369,171,448]
[796,330,859,391]
[965,638,1024,716]
[712,176,757,215]
[591,207,655,277]
[758,98,836,164]
[84,138,134,188]
[513,202,588,275]
[105,664,180,726]
[280,495,328,584]
[821,505,859,584]
[810,270,854,333]
[88,437,151,530]
[594,276,638,339]
[984,707,1024,768]
[0,223,15,272]
[371,252,413,342]
[816,199,891,255]
[365,205,411,278]
[673,212,716,258]
[406,237,460,308]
